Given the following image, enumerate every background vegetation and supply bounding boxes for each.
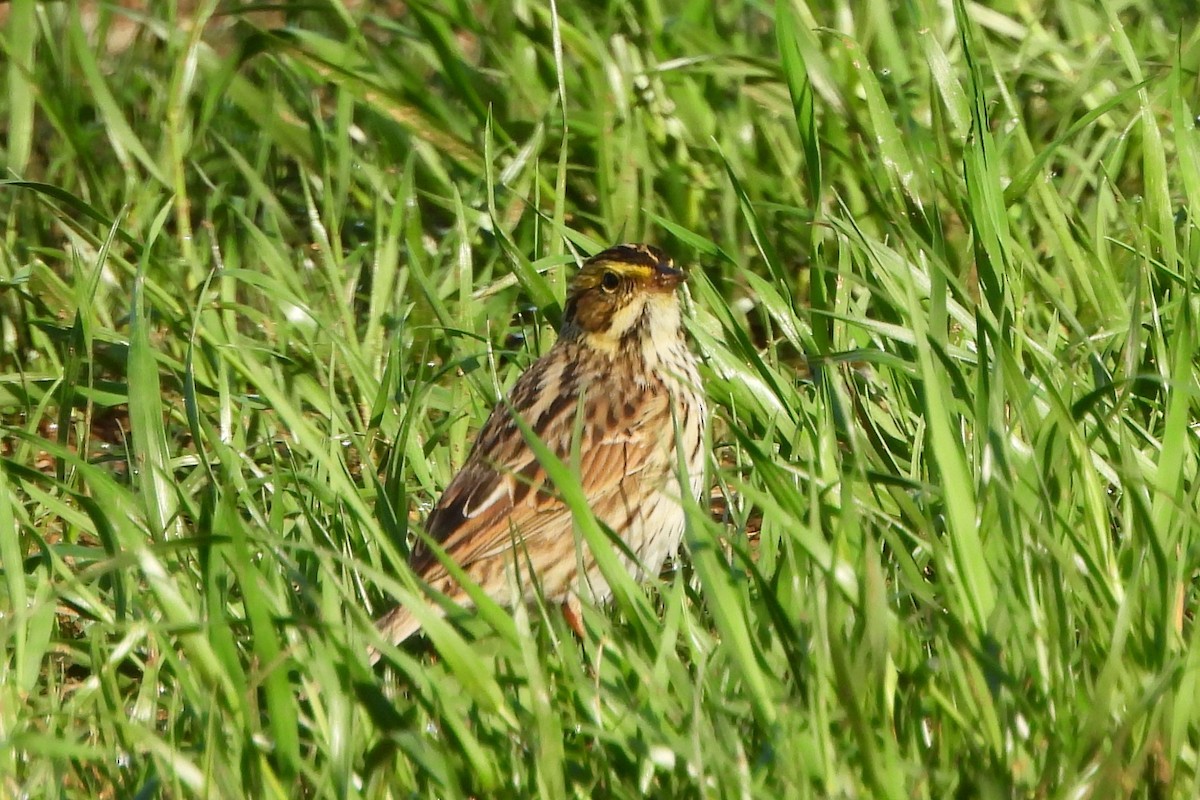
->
[2,0,1198,796]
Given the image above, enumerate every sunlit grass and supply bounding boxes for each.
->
[1,1,1198,797]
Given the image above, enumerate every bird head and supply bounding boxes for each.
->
[562,244,685,351]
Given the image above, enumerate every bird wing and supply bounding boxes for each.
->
[410,347,666,579]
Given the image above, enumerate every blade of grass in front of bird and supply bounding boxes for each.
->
[501,391,659,641]
[514,596,567,800]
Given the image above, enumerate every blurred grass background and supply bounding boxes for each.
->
[1,0,1199,797]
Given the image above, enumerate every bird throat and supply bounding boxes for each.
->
[580,293,682,365]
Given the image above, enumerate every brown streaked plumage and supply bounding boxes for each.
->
[371,244,706,661]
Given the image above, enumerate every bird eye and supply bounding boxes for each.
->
[600,271,620,292]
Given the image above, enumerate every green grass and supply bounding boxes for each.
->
[2,0,1198,796]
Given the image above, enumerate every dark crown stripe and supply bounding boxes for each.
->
[585,243,671,271]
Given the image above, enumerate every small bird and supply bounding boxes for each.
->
[372,244,706,660]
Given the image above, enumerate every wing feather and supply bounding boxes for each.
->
[410,345,667,581]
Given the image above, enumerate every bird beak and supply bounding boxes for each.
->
[653,262,685,292]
